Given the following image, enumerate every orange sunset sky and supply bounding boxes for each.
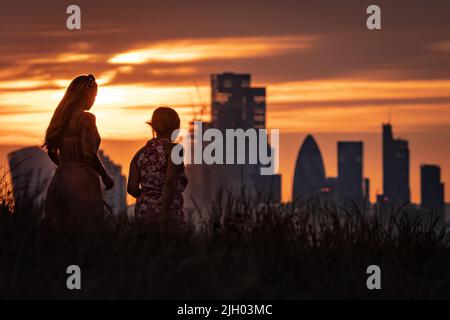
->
[0,0,449,203]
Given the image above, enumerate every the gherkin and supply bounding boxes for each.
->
[293,135,326,201]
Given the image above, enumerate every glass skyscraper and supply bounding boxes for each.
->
[421,164,445,221]
[293,135,326,201]
[337,141,363,202]
[382,124,410,204]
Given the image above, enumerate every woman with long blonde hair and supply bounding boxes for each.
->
[43,74,113,229]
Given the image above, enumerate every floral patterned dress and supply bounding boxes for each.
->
[133,138,188,223]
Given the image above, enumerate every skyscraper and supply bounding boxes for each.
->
[212,72,280,201]
[8,146,56,210]
[421,164,445,221]
[382,124,410,204]
[99,150,127,216]
[210,72,267,165]
[185,73,281,213]
[337,142,363,202]
[211,73,266,131]
[293,135,326,200]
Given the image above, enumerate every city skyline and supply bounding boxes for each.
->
[292,122,445,210]
[0,0,450,203]
[3,107,447,206]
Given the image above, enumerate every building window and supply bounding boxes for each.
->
[215,92,231,103]
[254,96,265,103]
[254,114,265,122]
[224,79,232,88]
[254,108,265,115]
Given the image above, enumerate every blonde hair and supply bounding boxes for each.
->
[43,74,97,150]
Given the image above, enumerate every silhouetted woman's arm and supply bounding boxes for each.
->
[81,112,114,190]
[92,154,114,190]
[161,143,183,216]
[127,158,141,198]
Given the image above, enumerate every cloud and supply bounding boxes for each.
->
[0,0,450,141]
[271,96,450,110]
[108,36,316,64]
[429,41,450,52]
[268,79,450,103]
[0,106,48,116]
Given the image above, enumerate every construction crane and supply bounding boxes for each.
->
[187,81,208,140]
[190,81,207,123]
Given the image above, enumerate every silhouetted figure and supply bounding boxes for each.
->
[43,74,114,230]
[128,107,188,225]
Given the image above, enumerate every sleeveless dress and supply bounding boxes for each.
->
[133,138,188,223]
[44,110,105,230]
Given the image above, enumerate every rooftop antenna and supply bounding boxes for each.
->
[388,106,392,124]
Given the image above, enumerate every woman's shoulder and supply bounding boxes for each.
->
[163,141,184,162]
[132,138,179,163]
[132,144,148,163]
[66,110,95,134]
[79,111,96,128]
[150,137,174,153]
[158,138,177,151]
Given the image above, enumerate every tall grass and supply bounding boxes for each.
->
[0,174,449,299]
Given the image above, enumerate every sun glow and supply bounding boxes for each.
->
[0,80,52,90]
[2,77,450,144]
[108,36,316,64]
[268,79,450,103]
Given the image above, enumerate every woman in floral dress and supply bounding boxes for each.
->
[127,107,188,224]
